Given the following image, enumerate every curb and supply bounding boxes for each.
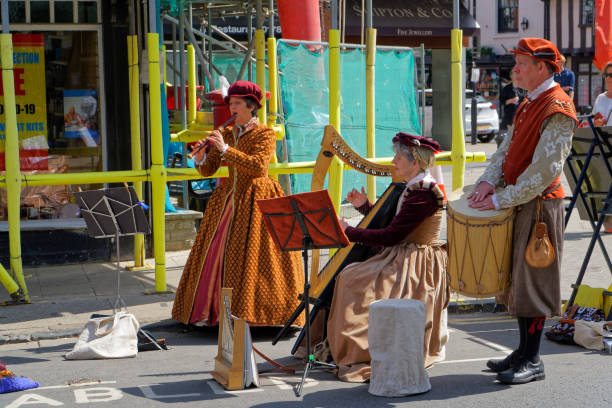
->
[1,305,511,345]
[0,320,184,346]
[0,329,81,345]
[448,299,507,314]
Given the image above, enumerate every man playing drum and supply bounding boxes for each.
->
[468,38,577,384]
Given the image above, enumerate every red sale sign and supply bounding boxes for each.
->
[0,34,48,171]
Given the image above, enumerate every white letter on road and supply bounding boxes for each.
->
[74,387,122,403]
[6,394,64,408]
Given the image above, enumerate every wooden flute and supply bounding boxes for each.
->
[187,113,237,159]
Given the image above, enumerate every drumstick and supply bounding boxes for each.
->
[187,113,237,159]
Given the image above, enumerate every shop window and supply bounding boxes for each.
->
[55,0,74,23]
[78,1,97,23]
[498,0,519,33]
[1,1,100,25]
[6,0,26,23]
[476,68,500,101]
[575,60,602,108]
[0,31,102,221]
[31,0,50,23]
[580,0,594,26]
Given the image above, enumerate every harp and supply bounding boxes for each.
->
[271,125,406,352]
[309,125,402,298]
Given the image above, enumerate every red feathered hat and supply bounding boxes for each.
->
[224,80,263,109]
[393,133,441,153]
[510,38,563,73]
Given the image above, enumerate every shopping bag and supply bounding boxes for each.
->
[65,311,140,359]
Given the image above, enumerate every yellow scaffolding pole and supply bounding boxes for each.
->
[267,37,279,128]
[328,30,343,212]
[127,35,146,269]
[255,29,267,124]
[0,263,20,297]
[187,44,196,125]
[450,29,466,191]
[11,154,484,187]
[1,34,28,301]
[162,44,167,98]
[255,28,279,181]
[365,28,376,203]
[148,33,167,292]
[21,170,149,186]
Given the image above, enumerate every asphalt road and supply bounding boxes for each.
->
[2,313,610,408]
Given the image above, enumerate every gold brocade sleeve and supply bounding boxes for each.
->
[496,113,575,208]
[223,127,276,178]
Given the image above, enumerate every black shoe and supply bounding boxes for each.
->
[486,350,520,373]
[496,358,545,384]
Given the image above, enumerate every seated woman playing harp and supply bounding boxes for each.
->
[326,133,449,382]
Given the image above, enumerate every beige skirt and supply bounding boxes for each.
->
[326,241,449,382]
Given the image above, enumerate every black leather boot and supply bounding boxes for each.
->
[496,358,545,384]
[486,349,521,372]
[486,317,527,372]
[497,317,546,384]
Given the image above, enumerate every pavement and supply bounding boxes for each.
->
[1,140,611,344]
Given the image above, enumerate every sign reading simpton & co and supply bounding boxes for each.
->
[345,0,479,38]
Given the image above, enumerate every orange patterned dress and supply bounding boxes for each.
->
[171,120,304,326]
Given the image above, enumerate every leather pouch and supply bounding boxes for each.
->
[525,198,555,268]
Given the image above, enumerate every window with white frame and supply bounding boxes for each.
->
[2,0,100,25]
[0,0,104,221]
[498,0,519,33]
[580,0,594,26]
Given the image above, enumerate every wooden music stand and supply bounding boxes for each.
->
[257,190,349,396]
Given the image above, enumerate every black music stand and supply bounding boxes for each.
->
[257,190,349,396]
[563,118,612,308]
[74,186,150,313]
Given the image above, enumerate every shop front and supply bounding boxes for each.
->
[0,1,132,266]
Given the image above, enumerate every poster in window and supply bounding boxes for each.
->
[0,34,48,171]
[63,89,99,147]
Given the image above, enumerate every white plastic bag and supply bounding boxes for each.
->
[66,312,140,360]
[574,320,612,351]
[219,75,230,98]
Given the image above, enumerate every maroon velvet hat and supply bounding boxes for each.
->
[224,80,263,109]
[510,38,563,73]
[393,133,441,153]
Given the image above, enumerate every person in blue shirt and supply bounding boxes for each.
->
[554,55,575,99]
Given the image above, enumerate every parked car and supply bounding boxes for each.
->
[464,95,499,143]
[416,88,433,106]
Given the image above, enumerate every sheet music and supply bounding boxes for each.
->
[242,322,259,388]
[221,295,234,365]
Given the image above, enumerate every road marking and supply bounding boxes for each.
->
[462,328,518,334]
[437,354,511,365]
[207,380,264,394]
[138,385,202,399]
[206,376,320,394]
[468,338,513,352]
[37,381,117,390]
[74,387,122,404]
[265,376,319,390]
[448,318,516,325]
